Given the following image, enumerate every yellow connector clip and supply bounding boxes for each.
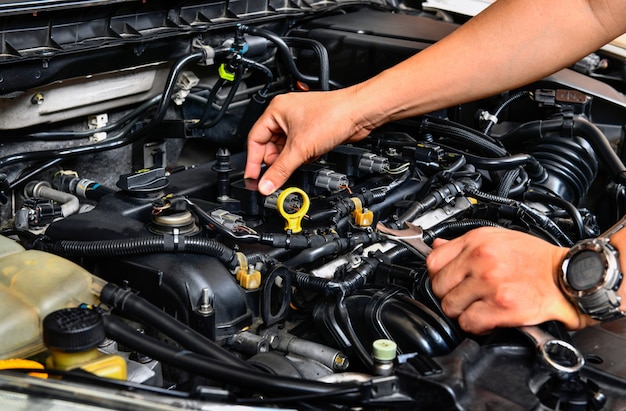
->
[237,266,261,290]
[218,64,235,81]
[351,197,374,227]
[277,187,310,233]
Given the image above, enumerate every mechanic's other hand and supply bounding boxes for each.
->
[426,227,594,334]
[244,88,373,195]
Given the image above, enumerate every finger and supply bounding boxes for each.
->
[245,106,286,179]
[426,236,468,277]
[431,238,449,248]
[455,299,503,334]
[438,275,486,318]
[244,138,270,180]
[257,143,308,195]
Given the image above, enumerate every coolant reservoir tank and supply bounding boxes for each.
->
[0,235,104,359]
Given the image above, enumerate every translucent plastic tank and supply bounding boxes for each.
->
[0,235,104,359]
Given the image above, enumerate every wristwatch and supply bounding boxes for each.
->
[559,215,626,321]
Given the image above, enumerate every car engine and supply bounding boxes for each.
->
[2,1,626,410]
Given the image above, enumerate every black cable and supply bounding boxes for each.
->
[102,314,363,402]
[239,25,330,90]
[496,167,521,198]
[194,63,244,128]
[100,283,254,370]
[191,77,226,128]
[423,219,504,242]
[51,235,239,268]
[282,37,330,91]
[421,116,507,157]
[9,158,63,189]
[466,187,573,246]
[482,91,531,135]
[242,57,274,96]
[524,190,585,241]
[7,95,162,142]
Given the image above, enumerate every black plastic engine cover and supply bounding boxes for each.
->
[296,9,458,86]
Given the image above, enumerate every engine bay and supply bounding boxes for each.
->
[2,1,626,409]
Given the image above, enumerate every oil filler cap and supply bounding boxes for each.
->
[43,308,106,352]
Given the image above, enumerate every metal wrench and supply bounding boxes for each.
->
[518,325,585,374]
[377,220,585,373]
[375,221,433,259]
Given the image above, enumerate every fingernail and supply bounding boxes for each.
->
[258,180,275,195]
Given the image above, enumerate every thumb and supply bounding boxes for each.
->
[432,237,449,248]
[257,148,302,195]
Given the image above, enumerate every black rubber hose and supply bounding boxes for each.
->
[198,65,244,128]
[501,116,626,185]
[283,37,330,91]
[239,26,328,90]
[102,314,363,401]
[466,187,573,246]
[284,232,376,267]
[52,235,238,268]
[423,219,504,242]
[457,151,546,180]
[524,190,585,241]
[100,283,253,370]
[294,257,379,297]
[573,116,626,185]
[421,116,507,157]
[336,296,373,369]
[396,180,467,227]
[242,57,274,96]
[336,177,426,232]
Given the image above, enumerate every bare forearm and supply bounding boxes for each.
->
[350,0,626,129]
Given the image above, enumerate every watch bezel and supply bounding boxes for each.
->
[559,237,624,321]
[560,238,619,298]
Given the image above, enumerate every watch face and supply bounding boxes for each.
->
[567,250,605,291]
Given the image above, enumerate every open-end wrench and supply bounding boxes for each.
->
[377,220,585,373]
[375,221,433,259]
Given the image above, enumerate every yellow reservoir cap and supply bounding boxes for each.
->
[47,348,127,380]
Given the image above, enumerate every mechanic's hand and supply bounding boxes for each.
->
[426,227,594,334]
[244,88,373,195]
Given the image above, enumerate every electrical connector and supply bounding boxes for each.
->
[315,169,349,191]
[358,152,389,174]
[173,71,200,105]
[210,209,245,232]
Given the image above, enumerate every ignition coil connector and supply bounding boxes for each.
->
[210,209,246,232]
[358,153,389,174]
[315,169,349,191]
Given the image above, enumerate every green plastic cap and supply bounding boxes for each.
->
[372,339,397,361]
